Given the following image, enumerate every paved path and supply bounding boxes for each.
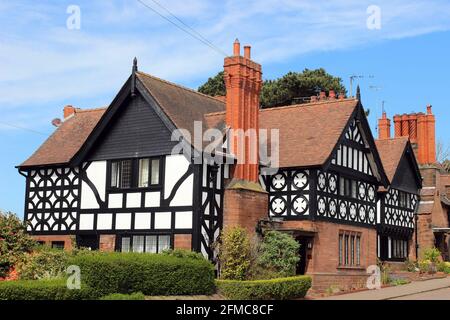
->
[392,287,450,300]
[319,277,450,300]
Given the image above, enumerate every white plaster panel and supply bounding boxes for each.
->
[134,212,151,229]
[115,213,132,229]
[154,212,171,229]
[79,214,94,230]
[109,193,123,208]
[80,181,100,209]
[97,213,112,230]
[126,192,141,208]
[170,173,193,206]
[145,192,160,207]
[85,161,107,201]
[164,154,191,199]
[175,211,192,229]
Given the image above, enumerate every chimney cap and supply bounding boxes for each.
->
[244,45,251,59]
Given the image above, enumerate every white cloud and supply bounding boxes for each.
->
[0,0,449,129]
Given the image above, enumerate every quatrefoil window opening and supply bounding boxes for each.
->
[292,171,308,190]
[271,173,287,191]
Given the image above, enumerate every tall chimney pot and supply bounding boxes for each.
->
[244,46,251,59]
[233,39,240,56]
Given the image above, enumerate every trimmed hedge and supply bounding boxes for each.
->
[0,278,97,300]
[69,252,215,296]
[100,292,146,300]
[216,276,312,300]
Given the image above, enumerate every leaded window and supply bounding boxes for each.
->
[120,235,171,253]
[339,231,361,267]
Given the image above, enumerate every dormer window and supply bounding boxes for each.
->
[110,157,161,189]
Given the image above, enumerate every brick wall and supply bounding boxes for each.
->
[174,234,192,250]
[32,235,75,250]
[223,186,268,235]
[275,220,377,291]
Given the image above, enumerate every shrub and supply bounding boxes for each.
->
[161,248,205,260]
[255,231,300,278]
[216,276,311,300]
[423,247,441,263]
[17,246,70,280]
[100,292,145,300]
[0,278,97,300]
[69,252,215,296]
[418,260,431,273]
[390,278,410,286]
[0,211,36,277]
[217,227,251,280]
[404,259,418,272]
[437,261,450,274]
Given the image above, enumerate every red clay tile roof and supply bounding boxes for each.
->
[259,99,358,168]
[19,72,359,168]
[19,108,106,168]
[374,137,409,183]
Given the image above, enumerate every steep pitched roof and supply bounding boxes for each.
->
[259,99,358,168]
[375,137,409,183]
[136,71,225,142]
[18,71,361,170]
[19,108,106,168]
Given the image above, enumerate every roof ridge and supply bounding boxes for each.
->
[76,107,107,113]
[260,98,357,113]
[204,110,226,117]
[136,71,226,104]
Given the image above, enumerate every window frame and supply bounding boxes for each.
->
[107,156,163,192]
[118,234,172,253]
[338,231,362,268]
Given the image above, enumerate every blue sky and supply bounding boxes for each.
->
[0,0,449,217]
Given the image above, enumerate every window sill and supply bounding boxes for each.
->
[337,266,365,271]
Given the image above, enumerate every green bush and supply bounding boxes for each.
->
[0,278,97,300]
[216,276,311,300]
[423,247,441,263]
[437,261,450,274]
[17,246,70,280]
[255,231,300,278]
[100,292,145,300]
[69,252,215,296]
[0,211,36,277]
[161,248,205,260]
[418,260,431,273]
[217,227,251,280]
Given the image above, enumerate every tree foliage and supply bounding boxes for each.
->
[217,226,251,280]
[198,68,347,108]
[198,71,226,97]
[0,211,36,278]
[255,231,300,277]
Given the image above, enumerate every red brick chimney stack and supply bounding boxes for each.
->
[387,105,436,165]
[377,111,391,139]
[224,39,262,182]
[63,105,76,119]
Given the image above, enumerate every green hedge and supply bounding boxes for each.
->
[100,292,145,300]
[0,278,97,300]
[69,252,215,296]
[216,276,312,300]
